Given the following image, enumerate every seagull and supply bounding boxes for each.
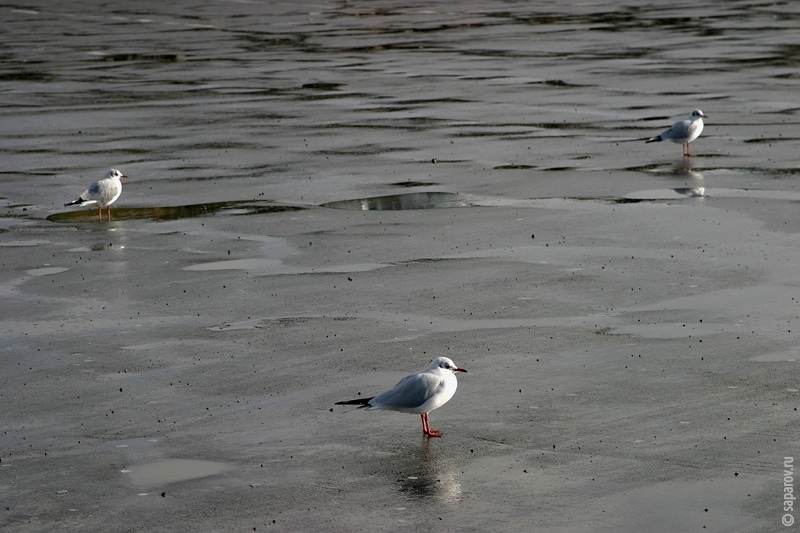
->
[64,168,128,221]
[335,357,467,437]
[645,109,708,157]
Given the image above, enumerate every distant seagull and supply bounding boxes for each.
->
[646,109,708,157]
[65,168,127,221]
[335,357,467,437]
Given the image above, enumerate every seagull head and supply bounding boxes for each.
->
[108,168,128,179]
[429,356,467,374]
[690,109,708,120]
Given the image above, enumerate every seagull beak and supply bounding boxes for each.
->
[121,174,128,179]
[701,114,708,118]
[454,367,467,373]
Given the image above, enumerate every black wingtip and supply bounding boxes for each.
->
[335,397,374,406]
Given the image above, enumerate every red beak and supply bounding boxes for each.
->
[455,367,467,373]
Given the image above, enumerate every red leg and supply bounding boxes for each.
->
[98,206,103,222]
[683,142,693,157]
[420,413,442,437]
[107,206,112,221]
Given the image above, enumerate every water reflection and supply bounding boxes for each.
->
[122,458,233,488]
[674,187,705,197]
[619,187,706,202]
[47,200,304,223]
[626,159,704,181]
[671,158,704,181]
[393,439,462,503]
[322,192,470,211]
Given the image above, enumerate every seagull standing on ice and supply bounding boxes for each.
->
[64,168,127,221]
[645,109,708,157]
[335,357,467,437]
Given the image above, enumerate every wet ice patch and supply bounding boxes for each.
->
[750,350,798,363]
[48,200,304,223]
[184,258,283,271]
[610,322,729,339]
[207,318,264,331]
[602,477,762,532]
[207,315,355,331]
[0,240,50,246]
[122,459,233,487]
[390,180,439,188]
[624,187,800,202]
[621,188,706,201]
[322,192,471,210]
[26,267,69,276]
[184,259,389,275]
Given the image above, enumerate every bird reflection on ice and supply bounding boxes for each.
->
[395,440,462,503]
[674,187,705,197]
[672,158,704,181]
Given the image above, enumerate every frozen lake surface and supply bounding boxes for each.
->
[1,1,799,531]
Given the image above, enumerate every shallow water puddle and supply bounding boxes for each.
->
[623,187,800,202]
[207,315,355,331]
[621,188,706,201]
[122,459,233,487]
[390,180,439,188]
[184,258,283,271]
[26,266,69,276]
[322,192,470,210]
[184,258,389,275]
[47,200,304,223]
[0,240,50,246]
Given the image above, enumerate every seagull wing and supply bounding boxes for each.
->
[664,119,692,141]
[65,182,99,207]
[368,371,444,412]
[83,181,103,202]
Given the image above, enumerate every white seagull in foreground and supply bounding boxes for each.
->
[64,168,127,221]
[336,357,467,437]
[646,109,708,157]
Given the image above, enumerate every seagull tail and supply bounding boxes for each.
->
[335,396,375,408]
[645,135,662,143]
[65,197,88,207]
